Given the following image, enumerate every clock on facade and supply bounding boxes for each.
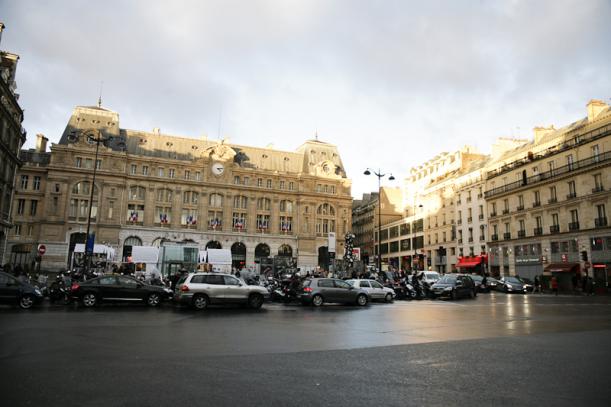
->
[211,162,225,175]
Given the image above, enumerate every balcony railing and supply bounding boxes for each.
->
[592,186,605,193]
[502,209,509,215]
[491,234,499,241]
[516,205,524,211]
[458,238,463,244]
[550,225,560,233]
[503,232,511,240]
[548,198,557,204]
[518,230,526,238]
[533,201,541,208]
[479,235,486,241]
[566,193,577,200]
[534,227,543,236]
[467,217,472,223]
[477,193,483,199]
[457,219,462,225]
[466,197,472,203]
[595,217,608,228]
[479,214,484,220]
[568,222,580,231]
[457,200,462,205]
[485,150,611,198]
[490,212,497,218]
[468,237,474,243]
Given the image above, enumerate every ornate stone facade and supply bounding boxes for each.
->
[7,105,353,272]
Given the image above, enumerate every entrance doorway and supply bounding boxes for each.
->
[231,242,246,270]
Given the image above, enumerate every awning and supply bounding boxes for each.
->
[456,260,481,268]
[544,262,580,273]
[593,264,607,269]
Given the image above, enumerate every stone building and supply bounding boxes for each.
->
[0,23,27,264]
[484,100,610,290]
[7,104,353,273]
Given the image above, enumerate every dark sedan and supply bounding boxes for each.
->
[499,277,528,294]
[71,275,172,307]
[430,274,477,300]
[300,278,369,307]
[0,271,44,309]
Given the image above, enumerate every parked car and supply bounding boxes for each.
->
[520,277,534,292]
[422,271,441,287]
[486,277,501,291]
[499,277,528,294]
[469,274,492,292]
[346,279,395,302]
[300,278,369,307]
[0,271,44,309]
[174,273,269,310]
[71,275,173,307]
[430,274,477,300]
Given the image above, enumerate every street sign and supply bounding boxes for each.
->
[37,244,46,256]
[352,247,361,261]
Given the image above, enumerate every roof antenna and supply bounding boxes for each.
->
[315,130,318,141]
[97,81,104,108]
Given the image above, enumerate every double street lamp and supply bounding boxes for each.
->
[364,168,395,274]
[68,129,123,272]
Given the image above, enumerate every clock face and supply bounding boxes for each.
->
[211,163,225,175]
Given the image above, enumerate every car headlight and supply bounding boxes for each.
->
[34,288,42,296]
[444,287,453,291]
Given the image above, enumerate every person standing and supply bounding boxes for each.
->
[551,275,558,296]
[533,275,541,293]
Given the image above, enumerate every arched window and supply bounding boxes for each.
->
[278,244,293,257]
[316,203,336,237]
[156,188,173,203]
[209,193,223,207]
[255,243,270,259]
[257,197,271,211]
[71,181,98,196]
[233,195,248,209]
[129,186,146,201]
[279,200,293,213]
[206,240,222,249]
[122,236,143,262]
[231,242,247,269]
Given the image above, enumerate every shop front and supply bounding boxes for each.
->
[544,262,581,292]
[456,255,487,275]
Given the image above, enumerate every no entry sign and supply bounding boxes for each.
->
[38,244,46,256]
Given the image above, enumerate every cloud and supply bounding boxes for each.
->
[2,0,610,198]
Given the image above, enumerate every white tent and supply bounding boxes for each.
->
[73,243,115,260]
[206,249,232,265]
[131,246,159,264]
[198,250,207,264]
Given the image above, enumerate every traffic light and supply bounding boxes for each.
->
[581,251,588,261]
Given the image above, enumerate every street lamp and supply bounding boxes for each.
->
[413,202,423,271]
[68,129,123,273]
[364,168,395,274]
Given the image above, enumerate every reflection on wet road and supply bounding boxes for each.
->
[2,293,610,357]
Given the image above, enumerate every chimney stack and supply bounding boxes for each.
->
[0,22,5,45]
[533,125,555,144]
[36,133,48,153]
[587,99,608,122]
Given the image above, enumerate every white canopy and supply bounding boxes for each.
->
[198,250,207,264]
[131,246,159,264]
[206,249,232,265]
[73,244,115,260]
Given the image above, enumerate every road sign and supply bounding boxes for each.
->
[38,244,46,256]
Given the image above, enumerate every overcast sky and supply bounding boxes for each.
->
[2,0,610,197]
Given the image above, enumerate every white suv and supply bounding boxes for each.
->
[175,273,269,310]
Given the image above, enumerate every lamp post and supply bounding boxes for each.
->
[68,129,122,273]
[364,168,395,274]
[413,201,423,271]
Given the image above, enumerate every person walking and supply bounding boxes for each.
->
[551,275,558,296]
[533,275,541,293]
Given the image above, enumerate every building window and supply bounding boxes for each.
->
[592,144,600,161]
[233,195,248,209]
[195,171,201,181]
[130,164,137,175]
[279,180,285,189]
[256,214,271,231]
[142,166,149,176]
[28,200,37,216]
[168,169,175,179]
[567,154,574,171]
[330,185,336,194]
[17,199,25,215]
[234,176,240,185]
[570,209,579,223]
[279,200,293,213]
[257,198,272,211]
[127,204,144,223]
[181,209,198,226]
[288,182,294,191]
[568,180,576,198]
[158,167,164,177]
[316,203,336,236]
[14,224,21,236]
[75,157,82,168]
[266,179,272,189]
[95,159,102,170]
[593,173,603,191]
[108,201,114,219]
[54,183,60,193]
[156,188,173,203]
[279,216,293,233]
[20,175,28,189]
[71,182,98,221]
[85,158,93,169]
[209,193,223,207]
[552,213,559,227]
[257,178,263,187]
[155,206,171,224]
[517,195,524,209]
[243,177,249,186]
[184,170,190,180]
[129,186,146,201]
[208,211,223,230]
[549,186,557,202]
[51,197,59,215]
[232,212,247,231]
[183,191,199,205]
[33,176,41,191]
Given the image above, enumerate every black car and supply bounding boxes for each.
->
[71,275,172,307]
[430,274,477,300]
[0,271,44,309]
[499,276,528,294]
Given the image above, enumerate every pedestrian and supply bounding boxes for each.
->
[534,275,541,293]
[571,274,578,294]
[551,275,558,296]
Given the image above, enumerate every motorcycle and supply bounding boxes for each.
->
[49,279,71,305]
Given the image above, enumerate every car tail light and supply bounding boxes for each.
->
[71,283,80,291]
[180,285,189,292]
[303,287,312,293]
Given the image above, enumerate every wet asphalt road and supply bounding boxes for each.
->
[1,293,611,406]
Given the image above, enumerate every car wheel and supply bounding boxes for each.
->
[385,293,393,303]
[82,292,97,307]
[248,294,264,309]
[146,293,161,307]
[356,294,368,307]
[192,294,208,310]
[19,295,35,309]
[312,294,324,307]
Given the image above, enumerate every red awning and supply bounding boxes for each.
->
[544,263,580,273]
[456,256,484,268]
[456,260,481,268]
[593,264,607,269]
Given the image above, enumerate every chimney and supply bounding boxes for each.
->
[587,99,608,122]
[533,125,555,144]
[36,133,48,153]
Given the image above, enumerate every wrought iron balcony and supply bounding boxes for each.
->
[548,198,557,204]
[568,222,580,231]
[534,227,543,236]
[592,186,605,193]
[502,209,510,215]
[516,205,524,211]
[550,225,560,233]
[479,214,484,220]
[490,212,497,218]
[467,217,472,223]
[518,230,526,238]
[468,237,474,243]
[533,201,541,208]
[503,232,511,240]
[491,234,499,241]
[595,217,608,228]
[566,193,577,200]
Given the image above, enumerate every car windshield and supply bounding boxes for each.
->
[470,275,483,282]
[505,277,522,284]
[437,275,457,284]
[425,273,439,280]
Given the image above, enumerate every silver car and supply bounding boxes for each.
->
[174,273,269,310]
[346,279,395,303]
